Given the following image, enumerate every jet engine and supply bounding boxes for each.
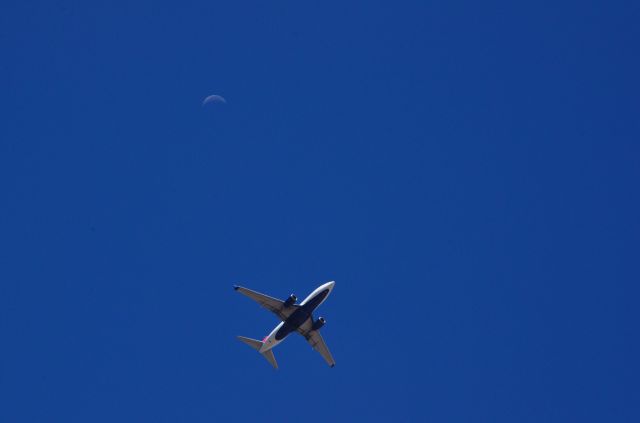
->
[312,317,326,330]
[283,294,297,307]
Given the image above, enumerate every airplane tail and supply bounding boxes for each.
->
[237,336,278,369]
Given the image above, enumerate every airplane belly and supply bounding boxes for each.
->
[260,336,282,351]
[260,322,285,352]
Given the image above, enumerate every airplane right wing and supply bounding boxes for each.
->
[298,319,336,367]
[234,285,297,321]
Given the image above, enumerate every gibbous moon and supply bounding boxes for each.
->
[202,94,227,106]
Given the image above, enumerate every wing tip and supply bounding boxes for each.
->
[233,285,239,290]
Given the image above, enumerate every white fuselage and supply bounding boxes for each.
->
[259,281,335,353]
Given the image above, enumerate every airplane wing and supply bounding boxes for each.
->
[298,318,336,367]
[234,285,298,321]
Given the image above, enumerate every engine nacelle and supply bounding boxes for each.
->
[312,317,326,330]
[283,294,297,307]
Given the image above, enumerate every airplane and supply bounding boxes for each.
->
[234,281,336,369]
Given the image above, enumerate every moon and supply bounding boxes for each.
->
[202,94,227,106]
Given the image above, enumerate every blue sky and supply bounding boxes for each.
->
[1,1,639,421]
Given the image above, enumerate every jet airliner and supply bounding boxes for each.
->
[234,281,336,369]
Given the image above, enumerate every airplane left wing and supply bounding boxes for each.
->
[298,319,336,367]
[234,285,297,321]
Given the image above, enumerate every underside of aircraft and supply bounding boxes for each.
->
[234,282,336,369]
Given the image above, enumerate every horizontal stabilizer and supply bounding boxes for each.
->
[237,336,278,369]
[237,336,262,350]
[261,349,278,369]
